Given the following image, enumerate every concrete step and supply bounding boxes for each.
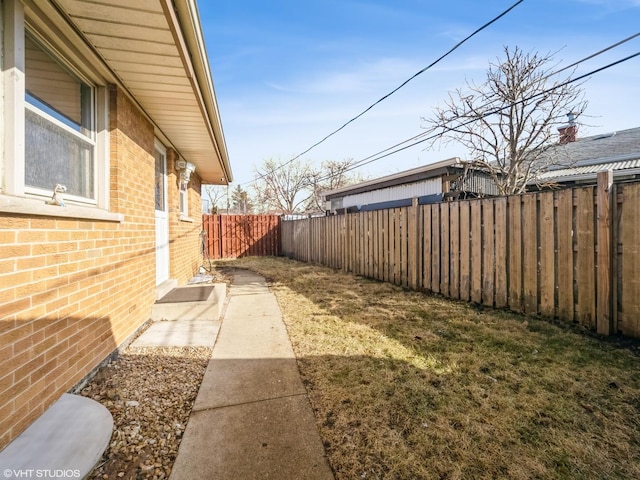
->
[152,284,226,322]
[155,279,178,301]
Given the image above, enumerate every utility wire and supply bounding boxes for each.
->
[240,0,526,187]
[368,30,640,156]
[311,50,640,185]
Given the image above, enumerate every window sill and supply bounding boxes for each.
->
[179,215,195,223]
[0,194,124,222]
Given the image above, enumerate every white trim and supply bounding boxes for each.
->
[25,102,96,145]
[179,177,189,217]
[154,140,169,285]
[95,86,109,210]
[0,193,123,222]
[2,0,26,197]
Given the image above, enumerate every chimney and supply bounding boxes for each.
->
[558,112,578,145]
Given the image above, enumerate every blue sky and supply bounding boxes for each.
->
[199,0,640,186]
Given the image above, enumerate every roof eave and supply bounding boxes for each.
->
[170,0,232,184]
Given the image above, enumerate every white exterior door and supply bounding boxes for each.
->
[154,144,169,285]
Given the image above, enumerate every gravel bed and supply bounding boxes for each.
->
[80,346,213,480]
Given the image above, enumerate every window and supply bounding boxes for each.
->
[1,1,110,214]
[154,146,166,212]
[24,35,96,203]
[179,180,188,217]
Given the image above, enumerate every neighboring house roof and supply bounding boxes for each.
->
[534,127,640,184]
[323,157,463,200]
[50,0,232,184]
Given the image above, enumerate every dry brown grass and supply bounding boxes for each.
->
[218,257,640,480]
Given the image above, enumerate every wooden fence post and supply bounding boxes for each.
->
[596,170,613,335]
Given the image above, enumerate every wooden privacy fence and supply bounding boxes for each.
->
[202,214,281,259]
[281,172,640,339]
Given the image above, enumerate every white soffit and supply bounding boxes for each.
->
[54,0,231,184]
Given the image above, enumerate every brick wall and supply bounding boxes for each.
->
[0,85,157,449]
[166,149,205,284]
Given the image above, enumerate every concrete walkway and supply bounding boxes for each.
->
[170,270,334,480]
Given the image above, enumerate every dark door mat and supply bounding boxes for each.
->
[156,285,215,303]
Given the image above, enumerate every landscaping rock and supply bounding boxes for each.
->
[80,346,212,479]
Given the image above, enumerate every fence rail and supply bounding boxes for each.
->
[202,214,281,259]
[281,173,640,339]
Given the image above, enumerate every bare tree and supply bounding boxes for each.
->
[202,185,226,213]
[252,158,313,214]
[424,46,588,195]
[305,158,365,213]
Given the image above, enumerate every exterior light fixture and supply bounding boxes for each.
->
[177,160,196,184]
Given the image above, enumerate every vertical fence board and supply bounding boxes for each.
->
[459,202,471,302]
[431,206,441,293]
[397,208,407,285]
[470,201,482,303]
[353,214,358,273]
[422,207,432,291]
[405,206,411,287]
[596,171,613,335]
[556,189,574,322]
[494,198,507,308]
[508,196,522,311]
[376,210,385,280]
[538,192,555,317]
[450,202,460,300]
[620,183,640,337]
[367,212,372,276]
[576,187,596,328]
[393,209,400,285]
[417,204,424,290]
[440,204,450,296]
[358,213,363,273]
[482,199,495,307]
[380,210,387,282]
[408,199,418,289]
[370,211,372,279]
[522,195,538,314]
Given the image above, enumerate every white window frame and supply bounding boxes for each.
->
[154,139,168,213]
[179,177,189,218]
[1,0,112,216]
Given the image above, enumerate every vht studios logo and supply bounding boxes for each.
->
[3,469,81,478]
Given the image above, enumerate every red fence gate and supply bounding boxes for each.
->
[202,214,281,259]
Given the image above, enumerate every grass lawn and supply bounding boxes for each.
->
[218,257,640,480]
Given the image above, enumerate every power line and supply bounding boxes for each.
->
[240,0,526,187]
[377,31,640,157]
[311,50,640,185]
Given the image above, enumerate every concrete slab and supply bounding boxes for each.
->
[170,270,334,480]
[170,396,333,480]
[131,319,220,347]
[214,294,293,358]
[0,394,113,476]
[193,357,306,411]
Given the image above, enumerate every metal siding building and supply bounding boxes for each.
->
[323,157,497,214]
[337,177,442,210]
